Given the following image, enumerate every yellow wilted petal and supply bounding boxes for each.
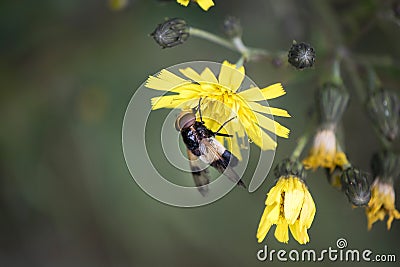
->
[177,0,190,6]
[200,67,218,83]
[266,179,285,205]
[247,102,291,117]
[274,218,289,243]
[257,207,274,243]
[299,186,316,229]
[260,83,286,100]
[196,0,215,11]
[284,178,305,224]
[289,222,309,244]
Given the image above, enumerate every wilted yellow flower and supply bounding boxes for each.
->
[177,0,214,11]
[256,176,316,244]
[145,61,290,160]
[302,126,349,172]
[366,178,400,230]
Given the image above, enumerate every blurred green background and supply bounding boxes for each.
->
[1,0,400,266]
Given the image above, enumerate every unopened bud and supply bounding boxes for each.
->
[288,41,316,69]
[371,151,400,181]
[341,167,371,206]
[151,18,189,48]
[317,82,349,125]
[366,89,399,141]
[222,16,242,38]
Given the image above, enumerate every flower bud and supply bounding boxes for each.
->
[222,16,242,38]
[151,18,189,48]
[366,89,399,141]
[317,82,349,125]
[341,167,371,206]
[288,41,316,69]
[274,158,306,181]
[371,151,400,182]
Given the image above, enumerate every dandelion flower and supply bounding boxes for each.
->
[145,61,290,160]
[177,0,214,11]
[256,176,316,244]
[366,178,400,230]
[302,125,349,172]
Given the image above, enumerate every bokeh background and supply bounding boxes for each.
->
[1,0,400,266]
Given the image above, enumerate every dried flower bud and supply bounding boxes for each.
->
[288,41,316,69]
[274,158,306,181]
[366,89,399,141]
[341,167,371,206]
[317,82,349,125]
[222,16,242,38]
[326,167,343,190]
[371,151,400,181]
[151,18,189,48]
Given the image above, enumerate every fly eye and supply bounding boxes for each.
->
[175,112,195,131]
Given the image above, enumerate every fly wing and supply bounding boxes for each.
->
[198,138,245,188]
[187,149,210,196]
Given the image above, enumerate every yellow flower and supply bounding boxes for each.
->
[366,178,400,230]
[302,126,349,172]
[256,176,316,244]
[177,0,214,11]
[145,61,290,160]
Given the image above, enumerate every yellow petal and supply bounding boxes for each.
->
[177,0,190,6]
[246,123,277,150]
[145,69,191,91]
[200,67,219,83]
[196,0,215,11]
[260,83,286,100]
[274,218,289,243]
[237,87,265,101]
[219,61,245,92]
[254,112,290,138]
[179,67,204,82]
[157,69,188,84]
[151,95,198,110]
[247,102,291,117]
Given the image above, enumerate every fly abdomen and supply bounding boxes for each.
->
[221,150,239,167]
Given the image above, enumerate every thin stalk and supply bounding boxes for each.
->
[189,27,236,51]
[291,134,310,160]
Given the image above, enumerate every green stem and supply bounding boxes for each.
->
[189,27,278,63]
[332,58,343,85]
[189,27,236,51]
[291,134,310,160]
[367,66,382,94]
